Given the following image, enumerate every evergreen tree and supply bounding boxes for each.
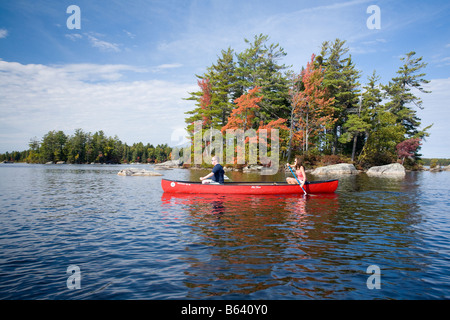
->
[40,130,68,163]
[209,47,239,126]
[235,34,291,125]
[383,51,432,139]
[185,48,237,135]
[318,39,361,155]
[358,72,405,166]
[67,128,88,163]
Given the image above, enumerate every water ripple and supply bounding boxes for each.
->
[1,165,449,299]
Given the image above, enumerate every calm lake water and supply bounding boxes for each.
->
[0,163,449,300]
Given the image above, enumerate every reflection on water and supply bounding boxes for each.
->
[1,164,450,299]
[162,193,340,298]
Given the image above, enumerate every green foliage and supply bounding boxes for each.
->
[185,36,431,167]
[0,129,172,164]
[319,39,362,155]
[185,34,291,136]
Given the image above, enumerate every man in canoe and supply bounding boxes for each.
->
[200,156,225,184]
[286,157,306,189]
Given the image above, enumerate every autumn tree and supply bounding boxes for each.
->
[396,138,421,164]
[288,54,335,157]
[222,86,263,132]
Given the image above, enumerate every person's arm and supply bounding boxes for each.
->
[200,172,214,181]
[300,166,306,187]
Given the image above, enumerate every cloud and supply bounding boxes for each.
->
[0,28,8,39]
[0,60,197,152]
[87,34,121,52]
[64,32,122,52]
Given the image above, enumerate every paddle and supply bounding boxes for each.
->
[287,165,307,195]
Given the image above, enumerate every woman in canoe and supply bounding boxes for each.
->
[286,157,306,188]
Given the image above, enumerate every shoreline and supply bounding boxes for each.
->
[2,160,450,174]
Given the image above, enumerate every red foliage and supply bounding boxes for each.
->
[222,86,263,132]
[198,78,212,126]
[290,54,335,151]
[396,138,421,161]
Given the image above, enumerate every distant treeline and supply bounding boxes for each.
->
[421,158,450,167]
[0,129,172,164]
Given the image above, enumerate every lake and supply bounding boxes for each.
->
[0,163,449,300]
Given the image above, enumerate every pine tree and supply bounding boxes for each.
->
[318,39,361,155]
[209,47,239,127]
[235,34,291,125]
[358,72,405,166]
[383,51,432,139]
[339,71,383,162]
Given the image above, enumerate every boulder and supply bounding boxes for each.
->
[154,159,183,168]
[118,168,163,176]
[366,163,406,177]
[429,165,442,172]
[311,163,359,175]
[243,165,264,172]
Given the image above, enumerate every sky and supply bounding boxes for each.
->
[0,0,449,158]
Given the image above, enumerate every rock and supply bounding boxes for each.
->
[117,168,163,176]
[443,165,450,171]
[366,163,406,177]
[154,159,183,168]
[311,163,359,175]
[243,165,264,172]
[56,161,65,164]
[429,165,442,172]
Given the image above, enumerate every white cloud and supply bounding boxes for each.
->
[87,34,121,52]
[0,60,197,152]
[64,32,122,52]
[0,28,8,39]
[156,63,183,70]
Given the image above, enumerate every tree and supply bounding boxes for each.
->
[26,137,41,163]
[396,138,421,164]
[318,39,361,154]
[222,86,263,132]
[235,34,291,123]
[40,130,68,163]
[339,71,382,162]
[185,48,238,135]
[67,128,88,163]
[289,54,335,155]
[383,51,432,139]
[209,47,239,126]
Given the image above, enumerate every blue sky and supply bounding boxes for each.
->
[1,0,449,158]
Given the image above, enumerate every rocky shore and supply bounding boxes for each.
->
[121,159,450,177]
[117,168,163,176]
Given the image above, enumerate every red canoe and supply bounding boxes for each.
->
[161,179,338,195]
